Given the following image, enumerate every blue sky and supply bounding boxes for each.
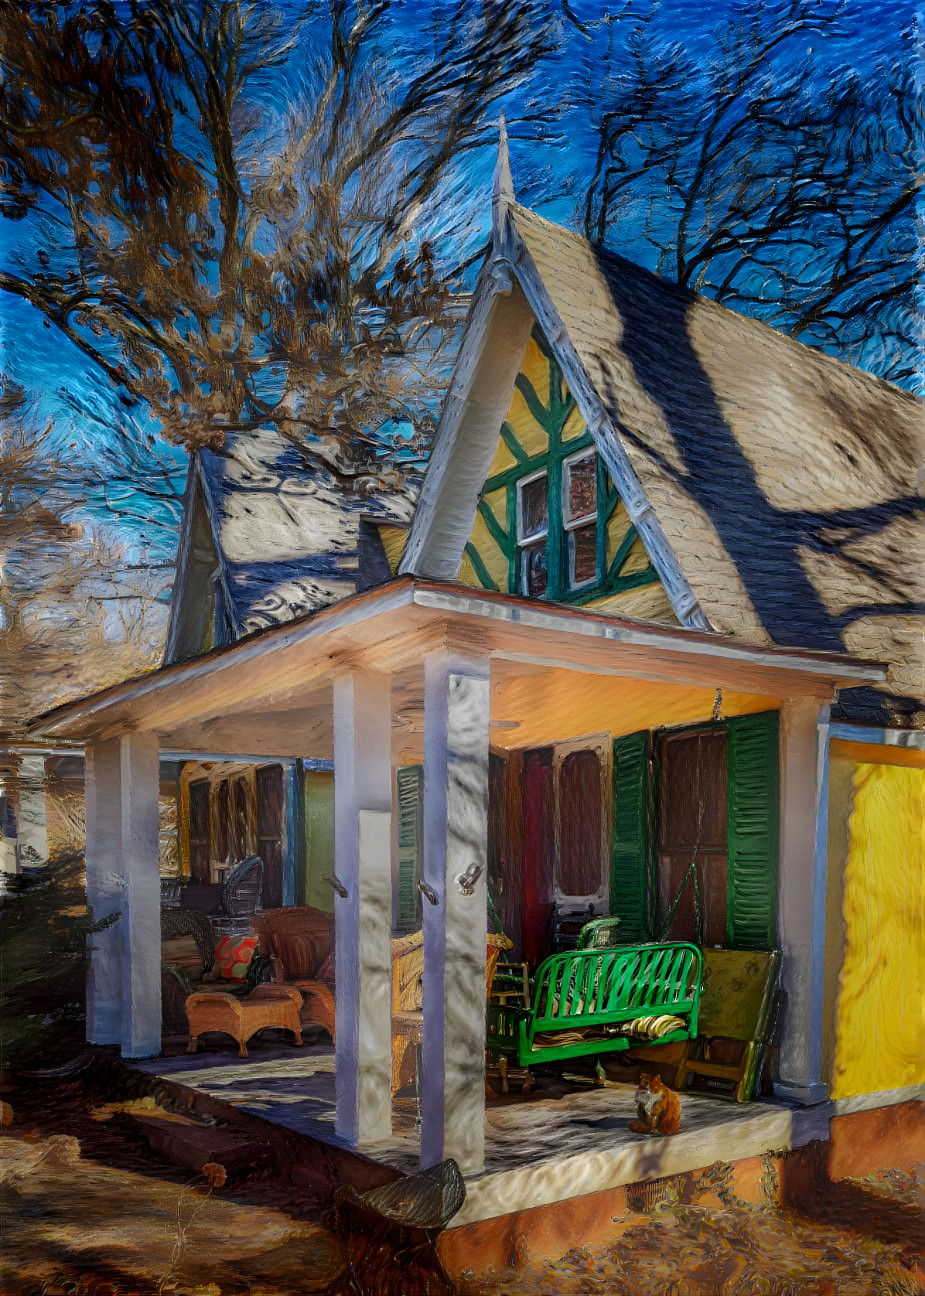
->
[0,0,915,564]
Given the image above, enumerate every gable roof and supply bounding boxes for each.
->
[165,429,420,661]
[402,196,924,723]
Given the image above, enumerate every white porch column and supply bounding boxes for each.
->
[775,697,830,1105]
[333,672,393,1146]
[420,653,490,1175]
[17,754,49,866]
[120,733,162,1058]
[85,740,124,1045]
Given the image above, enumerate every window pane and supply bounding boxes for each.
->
[571,524,597,586]
[523,543,547,597]
[520,474,548,539]
[566,454,597,521]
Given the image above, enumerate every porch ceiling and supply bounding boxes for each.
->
[30,579,885,751]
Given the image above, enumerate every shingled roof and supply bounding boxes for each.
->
[508,205,924,723]
[165,429,420,661]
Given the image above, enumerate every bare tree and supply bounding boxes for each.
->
[574,0,919,388]
[0,381,166,733]
[0,0,554,481]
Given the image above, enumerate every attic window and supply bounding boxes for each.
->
[517,469,549,597]
[563,451,597,589]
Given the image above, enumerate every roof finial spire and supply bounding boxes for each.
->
[492,111,514,242]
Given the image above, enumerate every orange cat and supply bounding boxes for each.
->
[628,1072,681,1136]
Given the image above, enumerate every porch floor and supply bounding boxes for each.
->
[137,1038,798,1228]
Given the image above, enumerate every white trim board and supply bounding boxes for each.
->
[832,1084,925,1116]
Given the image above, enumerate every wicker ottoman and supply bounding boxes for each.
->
[186,985,304,1057]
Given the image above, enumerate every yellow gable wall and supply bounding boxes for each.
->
[829,748,925,1098]
[459,334,671,615]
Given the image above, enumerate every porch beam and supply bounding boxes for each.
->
[333,671,393,1146]
[775,698,830,1104]
[84,740,124,1046]
[119,733,162,1058]
[420,652,491,1175]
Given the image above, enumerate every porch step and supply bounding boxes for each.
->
[126,1112,269,1178]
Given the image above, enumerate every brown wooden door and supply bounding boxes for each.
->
[256,764,284,910]
[656,729,728,945]
[188,780,211,882]
[522,747,555,968]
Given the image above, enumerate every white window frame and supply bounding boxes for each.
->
[516,467,549,596]
[562,449,599,591]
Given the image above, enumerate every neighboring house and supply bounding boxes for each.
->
[163,426,422,910]
[6,429,420,900]
[166,426,421,662]
[29,130,922,1260]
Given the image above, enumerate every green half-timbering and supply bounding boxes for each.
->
[461,330,660,606]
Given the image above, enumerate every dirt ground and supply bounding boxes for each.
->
[1,1068,923,1296]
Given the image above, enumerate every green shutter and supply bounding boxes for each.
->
[726,711,779,949]
[396,764,423,932]
[611,730,652,938]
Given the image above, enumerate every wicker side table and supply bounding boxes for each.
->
[186,985,304,1057]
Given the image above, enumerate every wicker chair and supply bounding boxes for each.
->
[251,906,336,1041]
[160,906,217,974]
[221,854,264,918]
[335,1158,465,1289]
[391,930,512,1095]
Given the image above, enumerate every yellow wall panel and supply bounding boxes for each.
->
[832,761,925,1098]
[519,335,551,407]
[504,389,548,459]
[487,430,519,477]
[467,513,508,589]
[561,405,587,442]
[620,534,653,576]
[483,487,508,531]
[378,525,409,576]
[605,500,634,567]
[457,551,480,588]
[585,582,677,625]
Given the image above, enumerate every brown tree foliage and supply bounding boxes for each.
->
[0,0,553,481]
[0,382,165,733]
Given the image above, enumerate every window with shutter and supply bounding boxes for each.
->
[188,780,211,882]
[726,711,780,949]
[610,730,652,939]
[256,764,284,910]
[396,764,423,932]
[609,714,779,950]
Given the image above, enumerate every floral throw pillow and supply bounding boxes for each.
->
[213,935,257,981]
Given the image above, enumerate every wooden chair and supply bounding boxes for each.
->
[673,948,781,1102]
[391,930,512,1096]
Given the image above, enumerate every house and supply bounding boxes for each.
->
[28,128,923,1273]
[5,425,421,903]
[161,424,421,911]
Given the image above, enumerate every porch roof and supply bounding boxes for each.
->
[30,577,885,751]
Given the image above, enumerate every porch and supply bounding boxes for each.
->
[134,1040,801,1230]
[30,577,884,1179]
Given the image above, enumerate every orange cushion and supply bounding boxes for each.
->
[213,935,257,981]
